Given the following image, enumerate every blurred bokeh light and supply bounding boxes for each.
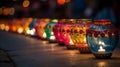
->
[0,0,119,27]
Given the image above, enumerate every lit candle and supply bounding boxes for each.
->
[51,32,54,35]
[98,46,105,53]
[26,29,30,34]
[1,24,5,30]
[30,28,35,35]
[50,36,55,40]
[84,37,86,42]
[98,41,105,46]
[18,27,23,34]
[70,39,74,45]
[43,32,46,38]
[69,36,74,45]
[5,25,9,31]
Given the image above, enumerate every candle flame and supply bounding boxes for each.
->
[100,46,104,50]
[43,32,46,38]
[18,27,23,34]
[26,29,30,34]
[0,24,5,30]
[51,32,54,35]
[98,41,105,46]
[5,25,9,31]
[98,46,105,52]
[84,38,86,42]
[69,36,74,45]
[29,28,35,35]
[50,36,55,40]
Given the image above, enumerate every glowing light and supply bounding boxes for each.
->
[57,0,65,5]
[52,19,58,23]
[97,62,106,67]
[23,0,30,8]
[32,28,35,32]
[43,32,46,38]
[0,24,5,30]
[3,8,9,15]
[42,41,48,44]
[84,37,86,42]
[28,17,33,22]
[5,25,9,31]
[12,26,17,32]
[50,36,55,40]
[30,28,35,35]
[9,8,15,15]
[98,41,105,46]
[51,32,54,35]
[26,29,30,34]
[70,36,74,45]
[18,27,23,34]
[44,18,50,22]
[98,46,105,53]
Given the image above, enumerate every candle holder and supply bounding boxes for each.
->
[86,19,119,59]
[44,19,58,43]
[18,18,33,35]
[60,19,76,49]
[28,18,38,36]
[16,19,24,34]
[22,18,33,35]
[53,19,66,46]
[70,19,92,53]
[35,18,50,40]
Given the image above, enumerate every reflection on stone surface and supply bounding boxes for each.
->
[0,31,120,67]
[41,41,48,44]
[67,50,79,65]
[97,61,106,67]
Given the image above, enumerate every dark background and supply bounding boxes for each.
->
[0,0,120,27]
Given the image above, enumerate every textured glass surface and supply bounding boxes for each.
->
[53,23,64,42]
[44,22,57,40]
[61,24,73,45]
[29,19,37,30]
[28,19,37,36]
[86,24,119,54]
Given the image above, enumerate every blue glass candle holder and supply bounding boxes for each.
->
[86,19,119,58]
[28,19,38,36]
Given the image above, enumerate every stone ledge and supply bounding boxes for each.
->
[0,49,15,67]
